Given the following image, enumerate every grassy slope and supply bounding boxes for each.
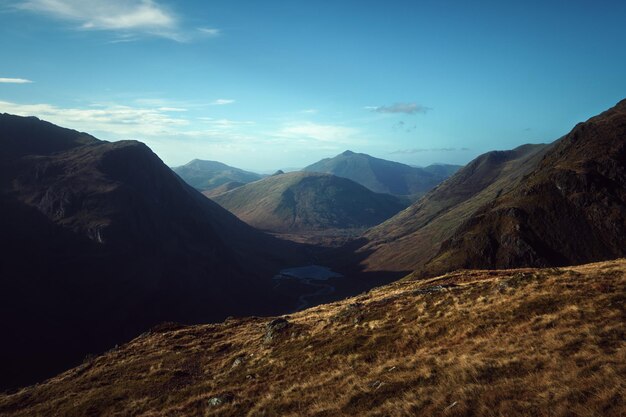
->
[212,171,409,233]
[2,259,624,416]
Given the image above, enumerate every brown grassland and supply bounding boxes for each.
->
[1,259,625,416]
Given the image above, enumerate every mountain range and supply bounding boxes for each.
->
[0,99,625,416]
[303,150,461,196]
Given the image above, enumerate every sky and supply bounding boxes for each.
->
[1,0,625,172]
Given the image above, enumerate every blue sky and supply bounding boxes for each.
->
[1,0,625,171]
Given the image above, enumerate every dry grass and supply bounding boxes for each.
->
[1,259,625,416]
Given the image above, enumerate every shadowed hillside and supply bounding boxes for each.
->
[2,259,623,416]
[0,114,309,390]
[211,171,409,233]
[303,150,460,196]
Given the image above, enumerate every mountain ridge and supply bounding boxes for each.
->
[303,150,460,196]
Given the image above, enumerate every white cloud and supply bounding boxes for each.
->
[157,107,187,112]
[368,102,431,115]
[17,0,217,41]
[197,27,220,37]
[301,108,318,114]
[210,99,235,106]
[0,78,33,84]
[0,99,188,137]
[276,122,356,142]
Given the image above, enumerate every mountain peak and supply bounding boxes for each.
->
[341,150,355,156]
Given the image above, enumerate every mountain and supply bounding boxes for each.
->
[422,99,626,276]
[361,99,626,275]
[211,171,409,233]
[360,143,551,271]
[172,159,263,191]
[0,114,304,390]
[2,258,623,416]
[303,150,460,196]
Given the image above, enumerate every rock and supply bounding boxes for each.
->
[231,356,246,368]
[207,393,234,407]
[264,318,290,343]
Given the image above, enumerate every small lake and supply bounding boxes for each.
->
[276,265,343,281]
[273,265,343,310]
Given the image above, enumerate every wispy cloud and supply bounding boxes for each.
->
[276,122,356,143]
[390,147,470,154]
[197,27,220,37]
[368,102,431,115]
[0,77,33,84]
[210,99,235,106]
[301,108,318,114]
[0,99,188,137]
[16,0,218,42]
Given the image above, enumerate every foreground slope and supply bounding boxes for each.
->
[211,171,409,233]
[0,114,303,390]
[173,159,263,191]
[303,150,460,196]
[2,259,624,416]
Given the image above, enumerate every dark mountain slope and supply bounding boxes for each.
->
[303,150,459,196]
[173,159,263,191]
[360,143,550,271]
[0,113,98,159]
[211,171,409,233]
[0,115,303,390]
[423,99,626,275]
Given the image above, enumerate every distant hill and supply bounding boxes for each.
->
[202,181,245,197]
[361,99,626,276]
[211,171,409,232]
[0,114,303,390]
[173,159,263,191]
[303,150,460,196]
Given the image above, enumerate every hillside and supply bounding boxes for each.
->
[0,114,307,390]
[202,181,245,197]
[303,150,460,196]
[360,143,550,271]
[173,159,263,191]
[211,171,409,233]
[2,259,624,416]
[360,99,626,275]
[421,98,626,276]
